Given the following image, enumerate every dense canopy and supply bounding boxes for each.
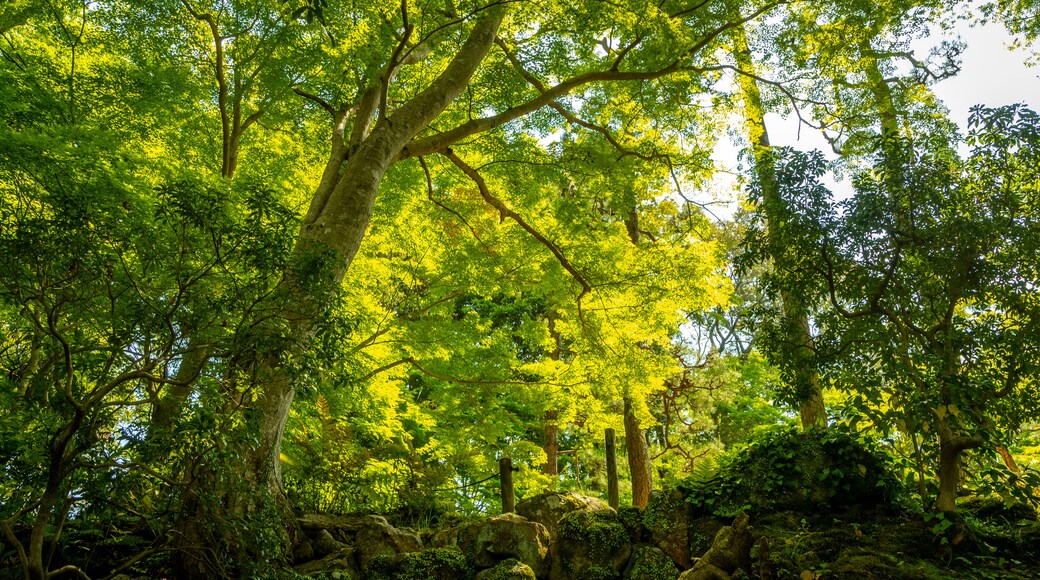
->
[1,0,1038,578]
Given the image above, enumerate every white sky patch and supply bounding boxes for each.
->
[700,21,1040,221]
[923,22,1040,131]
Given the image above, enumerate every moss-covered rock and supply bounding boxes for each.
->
[431,519,483,563]
[293,546,359,578]
[363,547,471,580]
[475,557,538,580]
[617,506,646,544]
[680,513,754,580]
[622,544,680,580]
[474,512,550,573]
[550,509,632,580]
[644,488,694,568]
[353,515,422,569]
[516,492,611,539]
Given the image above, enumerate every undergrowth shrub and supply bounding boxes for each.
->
[681,425,903,516]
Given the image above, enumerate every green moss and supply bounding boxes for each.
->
[477,558,536,580]
[582,565,619,580]
[643,490,685,533]
[625,545,679,580]
[363,548,470,580]
[617,506,645,542]
[559,510,628,562]
[680,426,903,516]
[555,509,632,578]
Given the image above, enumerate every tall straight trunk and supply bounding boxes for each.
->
[862,51,976,512]
[732,23,826,429]
[624,397,653,508]
[543,317,564,477]
[543,410,559,476]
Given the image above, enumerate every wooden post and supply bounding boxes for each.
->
[499,456,515,513]
[605,428,619,509]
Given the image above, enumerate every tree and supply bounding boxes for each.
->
[748,105,1040,513]
[730,18,827,428]
[130,0,775,559]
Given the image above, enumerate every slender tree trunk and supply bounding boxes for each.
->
[732,23,826,429]
[543,316,564,477]
[26,412,83,580]
[624,397,653,508]
[605,428,619,509]
[543,410,559,476]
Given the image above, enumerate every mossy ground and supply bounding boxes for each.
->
[678,428,1039,579]
[746,507,1040,580]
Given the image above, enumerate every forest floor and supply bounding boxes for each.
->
[735,503,1040,579]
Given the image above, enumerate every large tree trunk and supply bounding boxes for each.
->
[624,397,653,508]
[934,419,983,513]
[251,0,502,497]
[732,23,826,429]
[172,12,505,576]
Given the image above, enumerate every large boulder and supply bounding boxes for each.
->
[623,544,680,580]
[431,519,483,561]
[516,492,611,539]
[617,506,646,544]
[550,509,632,580]
[474,513,551,574]
[299,514,373,544]
[643,489,694,568]
[293,527,347,567]
[353,515,423,569]
[475,558,539,580]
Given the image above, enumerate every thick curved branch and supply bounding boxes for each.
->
[400,1,785,159]
[495,37,665,162]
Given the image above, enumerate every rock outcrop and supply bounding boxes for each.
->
[679,513,754,580]
[644,488,695,568]
[473,513,551,574]
[516,492,611,539]
[292,491,759,580]
[550,508,632,580]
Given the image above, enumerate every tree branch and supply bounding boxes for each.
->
[442,149,592,316]
[400,1,786,159]
[418,156,491,250]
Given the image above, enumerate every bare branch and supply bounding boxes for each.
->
[442,149,592,316]
[292,87,338,117]
[418,156,491,250]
